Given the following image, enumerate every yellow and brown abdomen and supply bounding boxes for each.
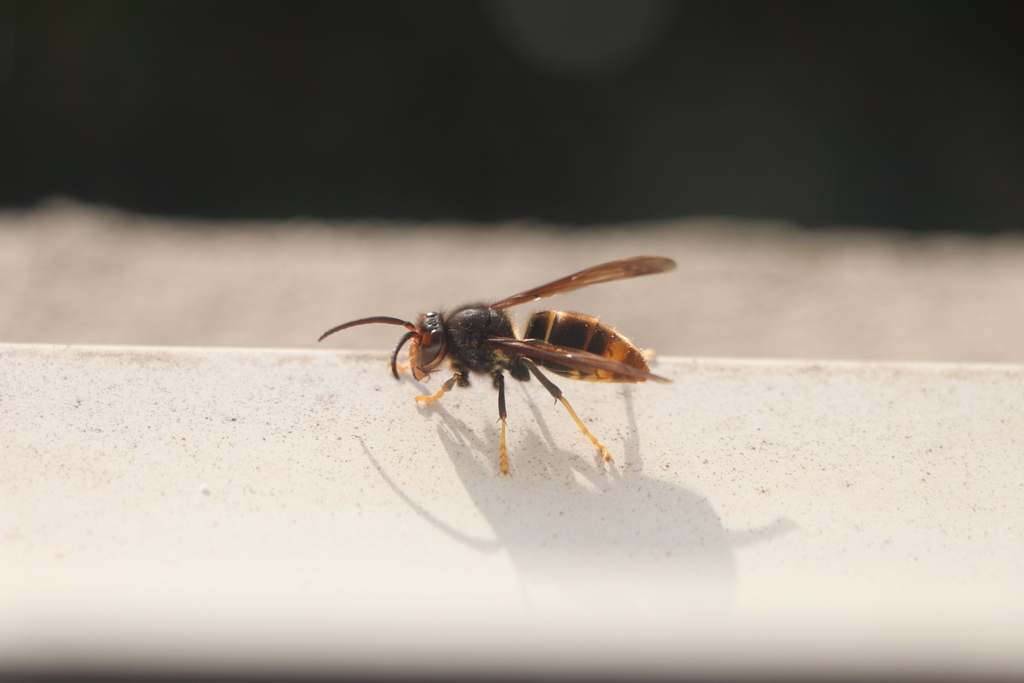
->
[522,310,649,382]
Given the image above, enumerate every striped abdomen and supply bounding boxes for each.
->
[522,310,650,382]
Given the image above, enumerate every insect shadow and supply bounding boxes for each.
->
[360,383,796,612]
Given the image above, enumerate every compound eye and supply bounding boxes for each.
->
[417,329,446,368]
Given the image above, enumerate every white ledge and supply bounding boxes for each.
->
[1,343,1023,679]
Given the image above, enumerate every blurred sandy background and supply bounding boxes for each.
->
[4,5,1024,366]
[3,199,1023,363]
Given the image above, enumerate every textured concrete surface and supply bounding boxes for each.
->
[3,199,1024,362]
[2,343,1023,678]
[4,201,1024,676]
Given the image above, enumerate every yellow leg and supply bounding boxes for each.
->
[415,373,460,405]
[498,416,509,475]
[395,361,410,373]
[522,360,613,464]
[557,396,613,462]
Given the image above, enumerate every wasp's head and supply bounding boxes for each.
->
[407,311,448,380]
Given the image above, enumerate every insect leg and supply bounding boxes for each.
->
[494,372,510,475]
[524,360,613,462]
[415,373,462,405]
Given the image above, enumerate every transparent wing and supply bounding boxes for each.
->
[483,337,671,383]
[491,255,676,310]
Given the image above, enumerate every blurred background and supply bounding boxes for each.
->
[3,0,1024,227]
[2,0,1024,360]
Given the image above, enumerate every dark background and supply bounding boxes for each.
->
[1,0,1022,230]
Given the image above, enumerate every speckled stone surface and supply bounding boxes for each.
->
[2,343,1022,678]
